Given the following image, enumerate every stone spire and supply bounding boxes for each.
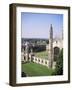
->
[62,28,63,40]
[48,24,54,68]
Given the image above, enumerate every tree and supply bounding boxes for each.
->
[52,49,63,75]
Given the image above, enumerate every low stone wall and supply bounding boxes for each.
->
[21,53,56,69]
[32,56,50,68]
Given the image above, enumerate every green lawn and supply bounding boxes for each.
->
[35,51,48,59]
[22,62,54,77]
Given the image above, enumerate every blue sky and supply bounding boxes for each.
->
[21,12,63,39]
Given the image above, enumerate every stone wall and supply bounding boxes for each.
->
[21,53,56,69]
[32,56,50,68]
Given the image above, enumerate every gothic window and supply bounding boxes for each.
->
[38,60,40,62]
[54,47,60,55]
[54,47,60,61]
[41,60,43,63]
[45,61,47,64]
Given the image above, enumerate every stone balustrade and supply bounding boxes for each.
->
[32,56,50,68]
[21,53,56,69]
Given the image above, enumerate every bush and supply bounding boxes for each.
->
[21,72,27,77]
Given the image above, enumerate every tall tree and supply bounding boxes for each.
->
[52,49,63,75]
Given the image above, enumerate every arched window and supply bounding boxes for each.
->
[41,60,43,63]
[38,60,40,62]
[54,47,60,61]
[54,47,60,55]
[45,61,47,64]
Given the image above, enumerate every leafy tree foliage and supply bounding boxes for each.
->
[52,49,63,75]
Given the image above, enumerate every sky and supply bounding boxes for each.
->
[21,12,63,39]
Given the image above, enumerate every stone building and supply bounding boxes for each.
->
[22,24,63,69]
[48,24,54,68]
[46,24,63,68]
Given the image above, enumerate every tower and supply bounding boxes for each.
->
[25,42,29,61]
[48,24,54,68]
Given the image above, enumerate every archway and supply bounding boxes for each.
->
[54,47,60,61]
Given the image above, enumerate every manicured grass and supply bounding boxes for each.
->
[22,62,54,76]
[35,51,48,59]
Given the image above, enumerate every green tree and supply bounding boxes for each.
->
[53,49,63,75]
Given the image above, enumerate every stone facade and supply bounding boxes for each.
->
[46,25,63,68]
[25,42,29,61]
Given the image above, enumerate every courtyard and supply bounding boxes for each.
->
[35,50,48,60]
[22,62,54,77]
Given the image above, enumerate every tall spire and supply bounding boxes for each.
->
[50,24,53,39]
[48,24,54,68]
[62,27,63,40]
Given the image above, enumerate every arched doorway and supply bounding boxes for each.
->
[54,47,60,61]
